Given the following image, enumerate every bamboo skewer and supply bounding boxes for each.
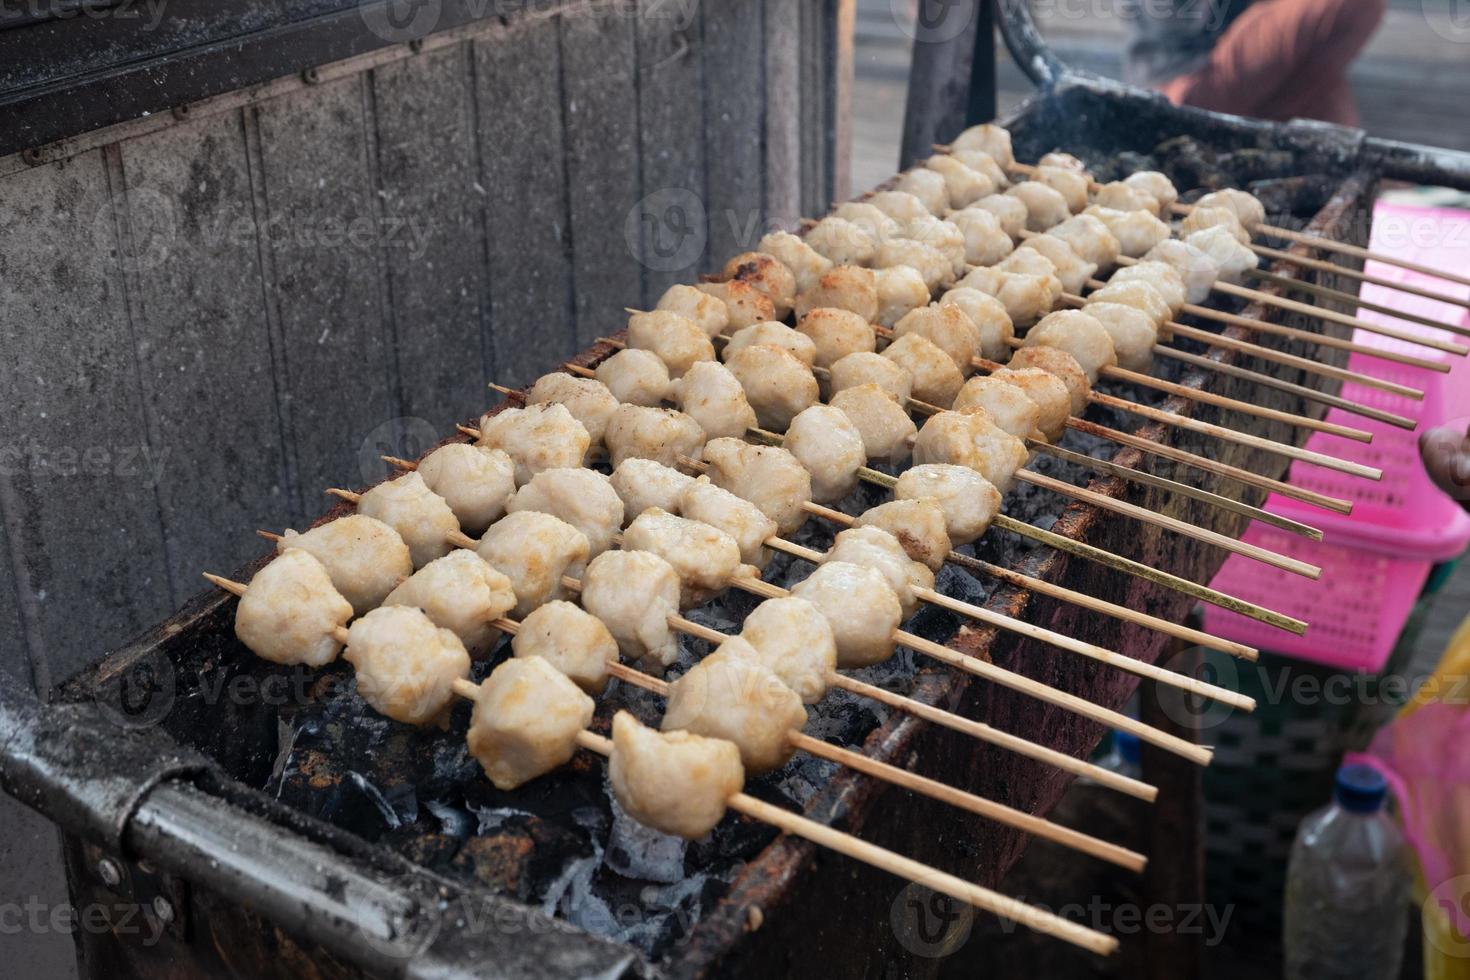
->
[1245,243,1470,320]
[1247,267,1470,341]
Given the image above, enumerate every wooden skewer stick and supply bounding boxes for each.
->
[1245,242,1470,319]
[1247,267,1470,342]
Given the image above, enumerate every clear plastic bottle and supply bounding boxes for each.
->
[1284,763,1409,980]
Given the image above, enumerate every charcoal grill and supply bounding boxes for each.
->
[5,1,1470,977]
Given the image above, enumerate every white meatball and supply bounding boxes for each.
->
[951,123,1014,168]
[805,216,878,267]
[994,247,1057,281]
[357,471,460,568]
[724,344,819,431]
[791,561,901,668]
[913,410,1031,493]
[829,351,913,404]
[603,404,707,469]
[831,201,903,241]
[783,404,868,504]
[797,307,877,369]
[1038,151,1087,172]
[1018,234,1097,294]
[1006,346,1091,417]
[1085,279,1171,330]
[882,332,964,408]
[757,231,834,296]
[1007,182,1070,232]
[1033,165,1089,214]
[475,510,589,618]
[609,711,743,839]
[873,238,950,292]
[345,606,470,726]
[1124,171,1179,213]
[949,207,1015,267]
[956,267,1057,326]
[738,597,837,703]
[823,525,935,620]
[1144,238,1219,304]
[595,348,671,407]
[478,403,591,486]
[971,193,1027,239]
[513,600,619,695]
[663,640,808,774]
[874,266,932,327]
[1050,214,1122,269]
[415,443,515,536]
[235,549,352,667]
[937,288,1015,362]
[829,383,918,464]
[656,283,729,338]
[1084,205,1171,257]
[723,321,817,367]
[1179,205,1249,244]
[581,549,683,673]
[507,467,625,557]
[954,375,1042,440]
[277,515,412,616]
[867,190,932,226]
[991,366,1072,441]
[950,149,1010,190]
[893,304,981,375]
[1110,261,1186,317]
[627,310,715,379]
[1195,188,1265,229]
[679,477,778,568]
[467,656,594,790]
[526,374,620,452]
[856,498,953,572]
[610,458,696,523]
[622,508,748,608]
[893,464,1002,546]
[384,550,516,655]
[696,280,777,331]
[894,167,950,215]
[923,154,996,208]
[670,360,758,440]
[1025,309,1118,383]
[1083,302,1159,372]
[1186,225,1259,284]
[904,214,968,278]
[795,265,880,322]
[1093,180,1160,216]
[701,438,812,536]
[721,250,797,318]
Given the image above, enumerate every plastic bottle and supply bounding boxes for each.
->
[1283,763,1409,980]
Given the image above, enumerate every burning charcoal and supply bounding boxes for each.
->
[605,792,688,884]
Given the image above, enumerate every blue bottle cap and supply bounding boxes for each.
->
[1334,763,1387,814]
[1116,730,1140,766]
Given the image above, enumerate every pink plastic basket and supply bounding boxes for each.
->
[1204,202,1470,672]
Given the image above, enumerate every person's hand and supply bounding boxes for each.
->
[1420,421,1470,506]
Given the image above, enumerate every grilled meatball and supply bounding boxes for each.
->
[1123,171,1179,213]
[956,267,1058,326]
[796,307,877,369]
[595,348,671,407]
[783,404,868,504]
[655,283,729,338]
[831,201,903,241]
[805,215,878,267]
[384,550,517,655]
[663,640,808,774]
[893,464,1002,546]
[949,206,1015,267]
[701,438,812,536]
[937,288,1015,362]
[1179,205,1249,245]
[1006,346,1091,416]
[794,265,880,322]
[1024,309,1118,383]
[627,310,716,379]
[828,351,913,404]
[1083,302,1159,372]
[1144,238,1219,303]
[1007,182,1070,232]
[894,167,950,215]
[415,443,516,535]
[513,600,619,695]
[275,514,412,616]
[1084,279,1171,330]
[855,498,953,572]
[951,123,1014,168]
[467,656,594,790]
[893,304,982,375]
[622,508,750,608]
[992,366,1071,441]
[345,606,470,726]
[475,510,589,618]
[953,375,1042,440]
[923,154,996,208]
[679,477,778,568]
[791,561,902,668]
[1038,151,1088,172]
[720,250,797,318]
[357,471,460,568]
[1194,188,1265,228]
[1186,225,1259,284]
[724,344,819,430]
[1018,233,1097,294]
[738,597,838,703]
[609,711,743,839]
[581,549,683,672]
[971,193,1027,239]
[913,409,1031,493]
[507,467,624,557]
[757,230,834,296]
[904,213,968,278]
[696,279,777,330]
[1093,180,1160,216]
[235,549,353,667]
[873,238,950,292]
[867,190,933,226]
[603,404,707,469]
[874,265,932,327]
[823,525,935,620]
[950,148,1010,190]
[526,373,620,453]
[1083,205,1171,258]
[478,403,591,486]
[1050,213,1122,270]
[610,457,696,523]
[1033,164,1089,214]
[723,321,817,367]
[670,360,759,440]
[829,383,918,464]
[882,332,964,408]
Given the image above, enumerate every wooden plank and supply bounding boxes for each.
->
[798,0,829,217]
[560,7,646,349]
[116,110,293,594]
[899,0,983,169]
[471,19,575,387]
[764,0,802,225]
[0,150,173,681]
[634,0,708,305]
[701,0,766,267]
[369,45,490,428]
[253,76,399,505]
[830,0,855,202]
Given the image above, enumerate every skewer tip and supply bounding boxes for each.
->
[202,572,248,597]
[255,529,283,543]
[325,488,361,504]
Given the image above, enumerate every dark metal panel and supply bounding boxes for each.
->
[633,0,707,306]
[369,44,490,430]
[252,77,399,508]
[700,0,765,267]
[471,19,576,387]
[0,150,173,681]
[560,7,645,350]
[763,0,802,226]
[115,110,293,595]
[798,0,829,219]
[899,0,985,170]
